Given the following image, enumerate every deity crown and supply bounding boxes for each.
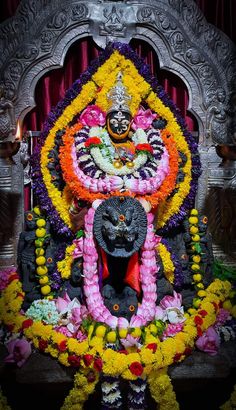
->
[107,72,131,115]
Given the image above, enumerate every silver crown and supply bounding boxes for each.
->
[107,72,131,114]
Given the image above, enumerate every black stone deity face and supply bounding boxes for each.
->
[93,197,147,257]
[106,110,132,141]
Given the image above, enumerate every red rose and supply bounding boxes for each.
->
[22,319,33,329]
[129,361,143,377]
[194,315,203,326]
[136,143,153,154]
[87,370,96,383]
[84,137,102,148]
[93,358,103,372]
[119,350,128,355]
[197,326,203,337]
[83,354,93,367]
[58,340,67,352]
[68,355,81,367]
[184,347,192,356]
[199,309,208,318]
[8,274,19,283]
[146,343,157,353]
[38,339,48,351]
[174,353,182,362]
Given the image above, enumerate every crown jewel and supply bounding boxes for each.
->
[107,72,131,114]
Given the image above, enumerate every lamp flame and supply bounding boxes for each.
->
[15,120,21,141]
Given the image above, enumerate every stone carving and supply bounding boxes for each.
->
[71,4,88,21]
[0,85,16,142]
[206,88,231,144]
[136,6,154,23]
[47,10,68,30]
[0,0,234,147]
[100,5,125,37]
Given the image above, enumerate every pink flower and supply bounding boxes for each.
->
[131,107,157,130]
[215,308,231,327]
[106,315,118,329]
[160,291,182,309]
[129,316,145,328]
[5,338,31,367]
[118,317,129,329]
[55,293,71,313]
[120,334,140,348]
[72,237,84,259]
[0,267,17,291]
[195,326,220,356]
[80,105,106,127]
[155,306,165,321]
[162,323,184,339]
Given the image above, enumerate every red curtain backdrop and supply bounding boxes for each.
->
[0,0,235,209]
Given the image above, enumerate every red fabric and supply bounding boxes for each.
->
[101,249,141,294]
[101,248,109,280]
[124,252,141,295]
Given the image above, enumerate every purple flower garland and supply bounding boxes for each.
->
[31,41,201,237]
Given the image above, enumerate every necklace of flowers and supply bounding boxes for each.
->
[82,206,159,329]
[86,126,149,176]
[60,123,178,207]
[73,140,170,196]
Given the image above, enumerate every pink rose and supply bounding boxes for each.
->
[195,326,220,356]
[5,338,31,367]
[132,107,157,130]
[80,105,106,127]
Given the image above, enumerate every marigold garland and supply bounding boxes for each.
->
[0,274,232,379]
[57,243,76,279]
[38,48,195,228]
[157,242,175,284]
[61,369,99,410]
[59,122,179,207]
[40,82,97,229]
[148,368,179,410]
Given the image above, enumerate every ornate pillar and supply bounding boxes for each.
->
[0,85,24,268]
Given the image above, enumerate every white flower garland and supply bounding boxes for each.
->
[88,127,149,176]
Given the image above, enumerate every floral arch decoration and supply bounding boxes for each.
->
[0,42,235,410]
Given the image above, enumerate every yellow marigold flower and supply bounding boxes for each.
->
[48,347,59,358]
[58,353,69,367]
[190,226,199,234]
[140,349,154,365]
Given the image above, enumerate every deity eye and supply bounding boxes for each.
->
[113,304,120,311]
[129,305,135,312]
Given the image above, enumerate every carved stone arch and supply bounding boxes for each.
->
[132,30,205,141]
[0,0,235,146]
